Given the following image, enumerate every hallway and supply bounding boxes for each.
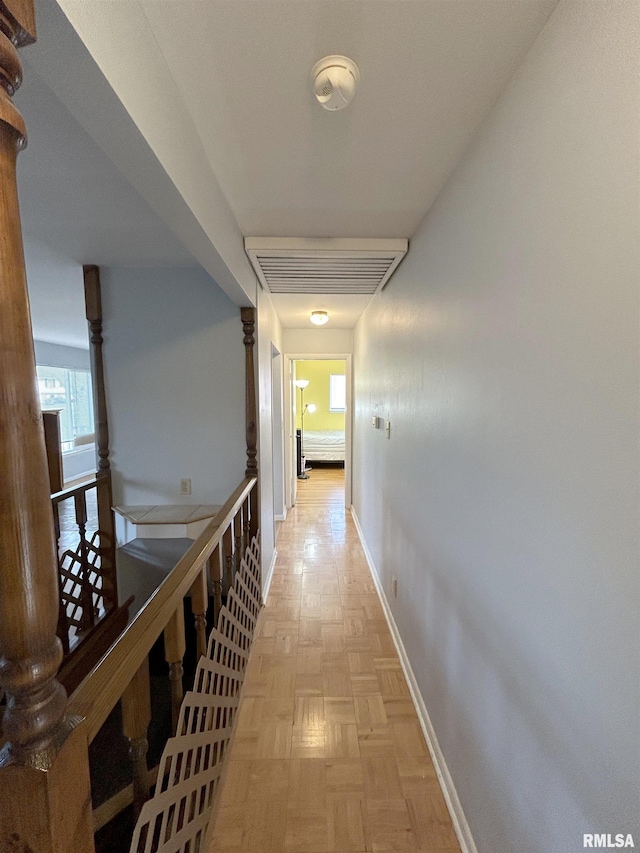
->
[208,469,460,852]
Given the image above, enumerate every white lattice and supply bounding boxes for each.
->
[129,529,261,853]
[59,531,104,631]
[192,654,245,701]
[206,621,249,674]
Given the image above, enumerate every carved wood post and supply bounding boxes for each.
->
[189,565,208,660]
[52,502,70,654]
[164,605,186,735]
[233,509,242,577]
[121,658,152,820]
[75,490,96,631]
[222,523,233,596]
[208,546,223,627]
[241,308,259,541]
[0,3,94,850]
[84,264,117,611]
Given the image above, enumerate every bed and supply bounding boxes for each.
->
[302,429,345,462]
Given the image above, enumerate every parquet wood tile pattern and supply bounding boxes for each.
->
[208,469,460,853]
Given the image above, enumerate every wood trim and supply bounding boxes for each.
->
[121,658,152,819]
[83,264,117,610]
[83,266,109,476]
[241,307,258,479]
[93,765,159,832]
[0,0,67,762]
[241,307,260,543]
[0,0,36,45]
[68,477,257,743]
[42,410,64,493]
[0,7,95,849]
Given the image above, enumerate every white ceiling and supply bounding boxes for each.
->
[22,0,559,333]
[17,60,196,269]
[270,292,373,329]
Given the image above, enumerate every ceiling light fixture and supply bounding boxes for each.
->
[310,311,329,326]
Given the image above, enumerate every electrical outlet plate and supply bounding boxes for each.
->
[180,478,191,496]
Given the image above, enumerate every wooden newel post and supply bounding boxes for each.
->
[0,3,94,850]
[84,264,117,611]
[241,308,259,542]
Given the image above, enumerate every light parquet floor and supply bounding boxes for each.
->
[208,468,461,853]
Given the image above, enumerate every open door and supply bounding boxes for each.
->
[284,354,352,509]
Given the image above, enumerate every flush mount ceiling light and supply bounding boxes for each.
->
[310,311,329,326]
[311,55,360,111]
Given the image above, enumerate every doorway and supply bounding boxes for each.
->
[284,354,352,510]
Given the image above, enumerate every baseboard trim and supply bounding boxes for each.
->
[350,507,478,853]
[262,547,277,604]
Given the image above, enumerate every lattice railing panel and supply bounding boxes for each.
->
[192,656,245,702]
[129,533,261,853]
[59,531,104,630]
[223,590,255,643]
[206,621,249,674]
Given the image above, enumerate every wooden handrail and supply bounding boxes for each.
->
[51,477,99,504]
[68,476,257,743]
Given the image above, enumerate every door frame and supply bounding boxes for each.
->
[284,353,352,509]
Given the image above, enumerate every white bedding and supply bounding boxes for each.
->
[302,429,345,461]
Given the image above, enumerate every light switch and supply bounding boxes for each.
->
[385,420,391,438]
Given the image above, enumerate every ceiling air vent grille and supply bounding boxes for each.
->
[244,238,408,295]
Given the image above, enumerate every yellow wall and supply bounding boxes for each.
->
[295,359,345,430]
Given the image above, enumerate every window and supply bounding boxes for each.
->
[36,365,94,452]
[330,374,346,412]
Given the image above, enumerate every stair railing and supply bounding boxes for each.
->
[68,476,258,832]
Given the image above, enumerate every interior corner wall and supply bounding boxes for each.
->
[100,266,246,507]
[352,3,639,852]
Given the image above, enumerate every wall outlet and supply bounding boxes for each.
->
[180,478,192,496]
[391,573,398,598]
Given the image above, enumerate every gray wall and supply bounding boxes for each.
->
[101,266,246,507]
[352,3,639,852]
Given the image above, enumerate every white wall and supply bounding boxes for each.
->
[271,346,285,519]
[257,287,283,592]
[352,3,639,853]
[101,266,246,507]
[283,327,353,355]
[34,340,90,371]
[24,237,88,349]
